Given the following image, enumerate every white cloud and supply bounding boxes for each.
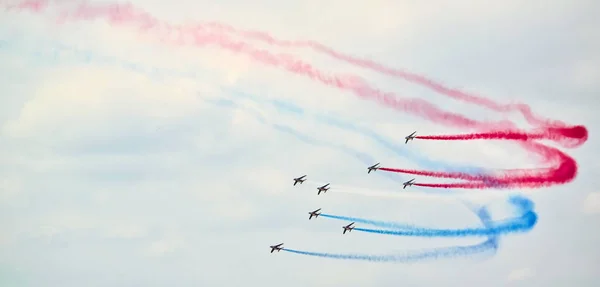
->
[508,267,535,282]
[583,192,600,215]
[103,224,148,239]
[0,0,597,286]
[142,234,185,257]
[0,177,21,198]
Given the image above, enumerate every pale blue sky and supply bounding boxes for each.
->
[1,0,599,286]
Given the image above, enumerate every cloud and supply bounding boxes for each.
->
[582,192,600,215]
[142,234,186,257]
[507,267,535,282]
[0,0,597,286]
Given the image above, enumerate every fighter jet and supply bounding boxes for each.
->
[342,222,355,234]
[269,243,284,253]
[367,163,380,174]
[293,175,307,186]
[405,131,417,144]
[403,178,416,189]
[317,183,330,195]
[308,208,321,220]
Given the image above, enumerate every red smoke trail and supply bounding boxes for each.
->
[198,25,565,129]
[21,1,559,129]
[381,141,579,189]
[415,125,588,148]
[4,0,498,129]
[3,0,587,190]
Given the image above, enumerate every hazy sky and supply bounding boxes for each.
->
[1,0,599,286]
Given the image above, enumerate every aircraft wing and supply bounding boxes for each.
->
[409,131,416,137]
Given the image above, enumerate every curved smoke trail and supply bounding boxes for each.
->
[315,196,535,237]
[2,0,587,191]
[283,204,503,263]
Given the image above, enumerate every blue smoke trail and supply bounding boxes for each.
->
[352,211,535,237]
[282,238,496,263]
[282,202,501,263]
[319,195,536,237]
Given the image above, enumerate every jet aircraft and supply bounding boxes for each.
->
[367,163,380,174]
[405,131,417,144]
[317,183,330,195]
[403,178,416,189]
[293,175,307,186]
[308,208,321,220]
[342,222,355,234]
[269,243,284,253]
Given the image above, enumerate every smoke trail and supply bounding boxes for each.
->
[415,127,588,149]
[2,0,519,130]
[284,202,500,263]
[5,0,565,129]
[198,23,564,129]
[282,238,496,263]
[378,141,577,189]
[318,195,536,237]
[4,0,586,191]
[353,211,535,237]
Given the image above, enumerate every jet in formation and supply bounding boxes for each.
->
[308,208,321,220]
[405,131,417,144]
[403,178,416,189]
[342,222,355,234]
[317,183,330,195]
[367,163,380,174]
[269,243,284,253]
[293,175,307,186]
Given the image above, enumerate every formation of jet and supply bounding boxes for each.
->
[293,175,307,186]
[308,208,321,220]
[367,163,380,174]
[342,222,355,234]
[276,135,423,253]
[269,243,284,253]
[405,131,417,144]
[403,178,416,189]
[317,183,330,195]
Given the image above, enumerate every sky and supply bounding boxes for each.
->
[0,0,599,286]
